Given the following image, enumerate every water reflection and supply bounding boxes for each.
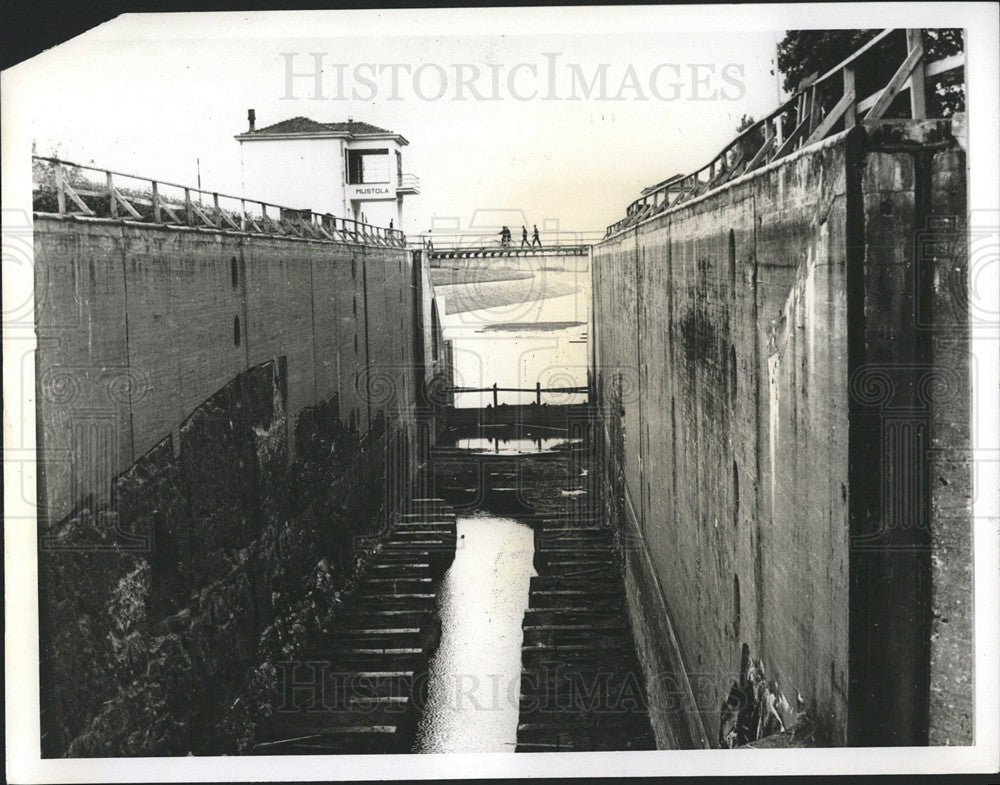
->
[414,515,536,753]
[454,436,582,454]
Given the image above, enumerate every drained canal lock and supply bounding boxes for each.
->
[414,514,536,753]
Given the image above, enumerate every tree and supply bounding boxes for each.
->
[776,29,965,117]
[777,30,880,94]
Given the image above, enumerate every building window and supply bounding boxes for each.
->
[347,149,390,184]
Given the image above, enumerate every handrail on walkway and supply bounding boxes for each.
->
[446,383,589,406]
[428,244,590,259]
[31,156,407,247]
[605,28,965,238]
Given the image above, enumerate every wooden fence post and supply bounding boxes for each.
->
[107,171,117,218]
[54,162,66,215]
[152,181,161,223]
[843,67,857,128]
[906,29,927,119]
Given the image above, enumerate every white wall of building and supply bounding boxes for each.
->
[239,137,346,214]
[351,198,399,228]
[239,134,410,228]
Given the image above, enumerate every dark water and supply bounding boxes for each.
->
[413,514,536,753]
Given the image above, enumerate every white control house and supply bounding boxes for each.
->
[235,110,419,230]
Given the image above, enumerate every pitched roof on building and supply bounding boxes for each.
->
[240,116,401,138]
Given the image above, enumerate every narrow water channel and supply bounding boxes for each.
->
[414,514,536,753]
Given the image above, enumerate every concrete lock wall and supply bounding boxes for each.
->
[34,217,421,525]
[592,120,970,748]
[33,217,425,755]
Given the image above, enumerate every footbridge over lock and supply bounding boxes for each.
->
[31,28,971,757]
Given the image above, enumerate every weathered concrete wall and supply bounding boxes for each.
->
[34,220,425,756]
[592,121,969,748]
[34,218,419,523]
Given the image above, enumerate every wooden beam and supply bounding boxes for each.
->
[61,179,94,215]
[54,163,67,215]
[107,172,117,218]
[713,147,744,187]
[112,188,143,220]
[804,83,857,147]
[925,52,964,79]
[218,209,240,230]
[864,39,924,122]
[843,67,857,128]
[189,199,216,228]
[152,181,161,223]
[213,192,238,229]
[813,28,895,88]
[744,133,774,172]
[906,29,927,119]
[806,86,820,137]
[159,201,182,224]
[770,111,812,162]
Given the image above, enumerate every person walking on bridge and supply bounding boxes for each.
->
[521,226,529,247]
[532,224,542,248]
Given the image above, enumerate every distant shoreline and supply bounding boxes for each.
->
[480,321,586,332]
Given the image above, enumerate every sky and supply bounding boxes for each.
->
[4,9,786,235]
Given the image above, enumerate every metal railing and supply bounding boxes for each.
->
[412,229,605,253]
[446,383,589,406]
[605,28,965,238]
[428,243,590,259]
[32,156,407,247]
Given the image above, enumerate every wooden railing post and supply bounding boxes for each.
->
[184,188,193,225]
[906,28,927,119]
[843,66,857,128]
[808,84,821,138]
[536,381,542,406]
[152,181,161,223]
[492,383,498,408]
[107,171,117,218]
[54,162,66,215]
